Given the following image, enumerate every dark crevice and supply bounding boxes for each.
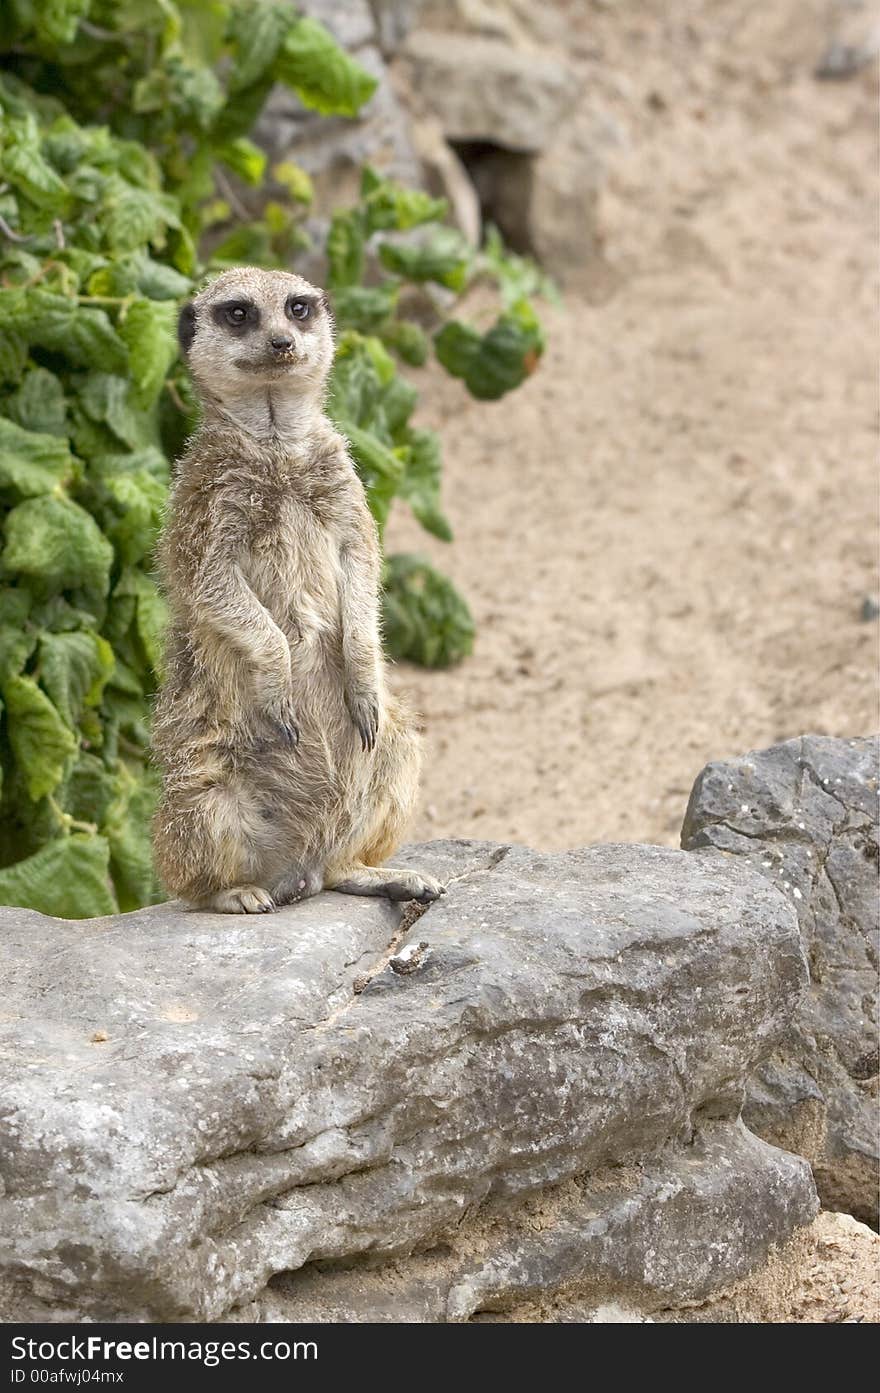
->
[449,140,537,256]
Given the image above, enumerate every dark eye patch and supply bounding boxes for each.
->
[285,294,320,324]
[212,299,259,332]
[177,301,196,355]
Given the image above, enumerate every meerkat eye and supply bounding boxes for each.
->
[225,305,248,326]
[288,299,311,321]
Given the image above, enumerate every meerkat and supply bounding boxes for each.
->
[151,266,444,914]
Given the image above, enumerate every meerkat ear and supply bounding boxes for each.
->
[177,302,197,356]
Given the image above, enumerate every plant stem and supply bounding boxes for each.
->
[47,796,98,838]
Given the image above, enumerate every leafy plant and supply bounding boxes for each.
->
[0,0,548,917]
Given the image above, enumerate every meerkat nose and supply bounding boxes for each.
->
[270,335,294,353]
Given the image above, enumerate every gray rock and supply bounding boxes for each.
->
[370,0,426,56]
[398,33,578,151]
[461,109,610,280]
[860,596,880,622]
[410,117,482,244]
[241,1121,814,1322]
[0,840,815,1322]
[815,0,880,78]
[296,0,376,51]
[682,735,879,1223]
[419,0,529,45]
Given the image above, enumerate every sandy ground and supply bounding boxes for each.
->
[777,1212,879,1323]
[387,0,879,852]
[383,1,879,1323]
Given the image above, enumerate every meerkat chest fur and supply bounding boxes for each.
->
[244,449,343,634]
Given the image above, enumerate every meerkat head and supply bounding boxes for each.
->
[178,267,335,414]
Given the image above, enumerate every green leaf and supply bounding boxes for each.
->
[1,674,78,800]
[360,165,383,197]
[86,261,138,300]
[5,367,68,437]
[101,687,150,748]
[378,227,472,291]
[0,629,35,676]
[38,631,115,727]
[100,469,166,567]
[29,594,99,633]
[98,176,181,253]
[382,554,474,668]
[480,224,560,308]
[107,770,162,911]
[0,417,74,499]
[434,298,545,400]
[133,57,224,130]
[0,833,117,918]
[77,372,145,449]
[106,656,143,696]
[57,246,110,288]
[217,136,267,186]
[2,494,114,602]
[380,319,429,367]
[210,74,275,142]
[0,594,37,675]
[362,171,447,235]
[167,224,198,275]
[119,298,178,407]
[331,283,398,335]
[67,307,131,374]
[271,160,313,204]
[339,423,404,534]
[0,115,70,209]
[327,331,387,426]
[133,255,193,301]
[326,210,365,290]
[178,0,228,66]
[362,336,397,385]
[1,289,129,373]
[0,330,28,385]
[275,17,378,117]
[102,579,136,647]
[113,569,167,673]
[399,429,453,541]
[432,320,482,383]
[209,221,273,265]
[34,0,92,46]
[0,587,32,628]
[65,752,117,827]
[228,0,292,91]
[382,376,418,438]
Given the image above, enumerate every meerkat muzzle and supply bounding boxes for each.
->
[233,352,299,372]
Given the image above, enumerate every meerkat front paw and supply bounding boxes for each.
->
[264,694,300,747]
[345,687,380,752]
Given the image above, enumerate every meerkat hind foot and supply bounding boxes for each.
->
[271,867,324,906]
[206,885,276,914]
[329,865,445,904]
